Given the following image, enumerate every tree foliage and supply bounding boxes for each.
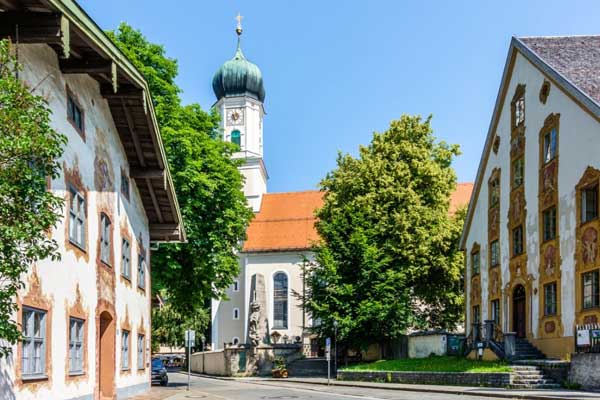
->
[107,24,253,313]
[304,115,465,351]
[0,40,66,356]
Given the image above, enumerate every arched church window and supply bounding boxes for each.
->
[273,272,288,329]
[231,130,241,148]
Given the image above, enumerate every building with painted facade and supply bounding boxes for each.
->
[0,1,185,399]
[462,35,600,359]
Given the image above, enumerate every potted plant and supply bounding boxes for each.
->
[271,356,288,378]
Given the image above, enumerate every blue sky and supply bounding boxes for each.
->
[81,0,600,193]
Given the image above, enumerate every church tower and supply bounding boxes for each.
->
[212,15,267,212]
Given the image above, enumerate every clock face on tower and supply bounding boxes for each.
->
[226,108,244,126]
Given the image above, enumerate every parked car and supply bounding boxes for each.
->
[151,358,168,386]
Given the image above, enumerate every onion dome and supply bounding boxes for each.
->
[212,25,265,103]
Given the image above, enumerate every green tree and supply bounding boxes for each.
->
[304,115,465,352]
[107,24,253,314]
[0,40,66,356]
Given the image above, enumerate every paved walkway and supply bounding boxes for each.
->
[129,372,600,400]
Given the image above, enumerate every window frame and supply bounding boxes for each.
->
[472,305,481,324]
[582,184,599,224]
[68,317,85,375]
[137,252,146,290]
[543,207,557,242]
[137,334,145,370]
[273,272,289,329]
[512,157,524,189]
[21,307,47,379]
[544,282,558,316]
[491,299,500,325]
[231,130,241,148]
[121,330,130,371]
[68,187,86,250]
[512,225,524,256]
[66,88,85,139]
[583,269,600,310]
[99,213,111,266]
[121,238,131,280]
[543,128,557,164]
[233,307,240,320]
[233,279,239,292]
[471,251,480,276]
[490,240,499,268]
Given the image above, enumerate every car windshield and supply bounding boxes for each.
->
[152,359,163,369]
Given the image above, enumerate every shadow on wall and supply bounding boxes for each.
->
[0,350,16,400]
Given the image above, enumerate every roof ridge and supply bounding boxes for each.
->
[519,34,600,39]
[264,190,322,196]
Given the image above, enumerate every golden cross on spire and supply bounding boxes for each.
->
[235,12,244,36]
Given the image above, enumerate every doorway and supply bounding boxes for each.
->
[99,311,115,400]
[512,285,526,338]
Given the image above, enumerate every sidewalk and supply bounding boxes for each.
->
[231,376,600,400]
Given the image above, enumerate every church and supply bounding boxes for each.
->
[462,35,600,359]
[210,20,474,352]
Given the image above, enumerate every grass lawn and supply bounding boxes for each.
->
[341,356,512,373]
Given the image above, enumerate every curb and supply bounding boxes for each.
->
[178,372,594,400]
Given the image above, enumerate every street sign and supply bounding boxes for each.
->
[185,330,196,347]
[326,337,331,385]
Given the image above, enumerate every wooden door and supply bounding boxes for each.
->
[513,285,526,338]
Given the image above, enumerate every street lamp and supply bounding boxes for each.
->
[333,320,338,377]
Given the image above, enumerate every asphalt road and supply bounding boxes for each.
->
[145,372,510,400]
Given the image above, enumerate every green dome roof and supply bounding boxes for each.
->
[212,43,265,102]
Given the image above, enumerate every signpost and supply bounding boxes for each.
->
[185,330,195,391]
[326,337,331,385]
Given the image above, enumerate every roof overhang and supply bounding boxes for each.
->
[0,0,185,243]
[459,36,600,249]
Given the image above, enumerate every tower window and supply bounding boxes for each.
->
[231,130,241,148]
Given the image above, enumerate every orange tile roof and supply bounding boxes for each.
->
[450,183,474,215]
[242,191,324,253]
[242,183,473,253]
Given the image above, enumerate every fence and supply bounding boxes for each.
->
[575,323,600,353]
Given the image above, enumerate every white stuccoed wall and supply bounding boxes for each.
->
[465,50,600,342]
[0,44,152,400]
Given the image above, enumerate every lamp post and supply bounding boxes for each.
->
[333,320,338,378]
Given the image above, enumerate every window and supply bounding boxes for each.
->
[544,282,557,316]
[273,272,288,329]
[231,130,241,147]
[471,251,480,275]
[583,270,600,309]
[543,128,557,164]
[582,185,599,224]
[100,213,111,265]
[512,158,524,188]
[137,253,146,290]
[233,279,239,292]
[121,170,130,200]
[121,330,130,370]
[232,337,240,346]
[69,318,84,375]
[543,207,557,242]
[512,225,524,256]
[69,188,86,248]
[121,239,131,279]
[490,178,500,207]
[490,240,499,267]
[137,335,145,370]
[472,305,480,324]
[491,299,500,325]
[514,95,525,127]
[67,93,84,135]
[22,307,46,378]
[233,308,239,320]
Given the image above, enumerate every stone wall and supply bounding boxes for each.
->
[337,370,511,387]
[569,353,600,389]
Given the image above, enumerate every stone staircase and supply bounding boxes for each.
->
[512,338,546,360]
[510,365,560,389]
[287,357,329,377]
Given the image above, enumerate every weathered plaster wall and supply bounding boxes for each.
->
[408,334,447,359]
[0,44,151,399]
[464,49,600,358]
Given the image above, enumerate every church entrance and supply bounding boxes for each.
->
[98,311,115,400]
[512,285,526,338]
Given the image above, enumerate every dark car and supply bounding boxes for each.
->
[151,358,168,386]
